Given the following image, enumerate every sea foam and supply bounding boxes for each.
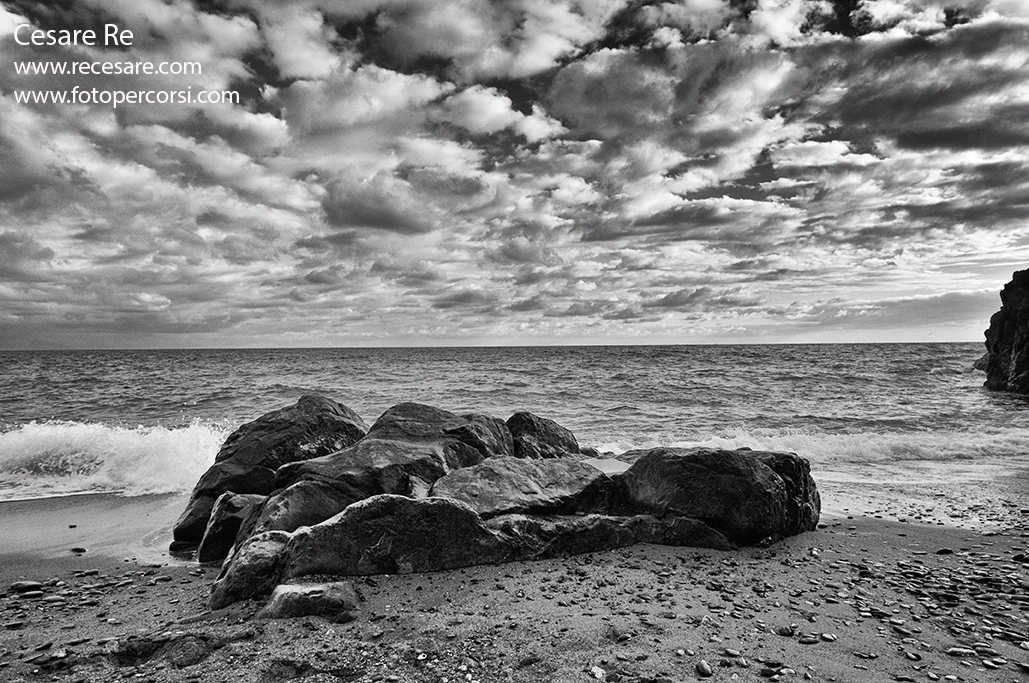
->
[0,420,227,500]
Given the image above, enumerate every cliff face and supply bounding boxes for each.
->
[982,269,1029,394]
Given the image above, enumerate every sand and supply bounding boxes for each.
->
[2,493,1028,683]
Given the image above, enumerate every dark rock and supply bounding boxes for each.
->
[982,268,1029,393]
[430,456,614,518]
[235,480,355,545]
[444,413,514,459]
[256,582,360,620]
[489,512,735,559]
[506,411,580,459]
[753,450,821,537]
[215,496,736,606]
[197,493,266,564]
[173,396,367,545]
[613,447,818,545]
[210,531,291,610]
[235,404,506,544]
[278,495,513,579]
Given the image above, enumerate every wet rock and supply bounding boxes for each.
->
[197,492,265,563]
[256,582,360,621]
[173,396,368,544]
[506,411,580,459]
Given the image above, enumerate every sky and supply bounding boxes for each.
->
[0,0,1027,349]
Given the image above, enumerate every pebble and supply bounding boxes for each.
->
[9,581,43,593]
[696,659,713,677]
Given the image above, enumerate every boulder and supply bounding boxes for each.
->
[173,396,368,545]
[279,495,514,580]
[489,513,734,559]
[753,451,820,537]
[210,531,291,610]
[982,268,1029,393]
[235,480,356,544]
[197,493,266,563]
[430,456,614,518]
[256,582,360,621]
[235,404,509,544]
[613,447,817,545]
[507,411,580,459]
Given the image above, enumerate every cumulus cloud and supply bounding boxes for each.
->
[0,0,1027,346]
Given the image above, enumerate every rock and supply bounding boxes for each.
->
[256,582,360,620]
[236,404,508,544]
[429,456,615,518]
[752,450,821,537]
[9,581,44,593]
[173,396,368,545]
[489,512,735,559]
[164,635,211,668]
[197,493,266,563]
[443,414,514,459]
[613,447,818,545]
[981,268,1029,393]
[506,411,580,459]
[278,495,513,580]
[215,497,734,606]
[234,480,355,548]
[210,531,292,610]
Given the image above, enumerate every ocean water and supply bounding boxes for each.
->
[1,343,1027,502]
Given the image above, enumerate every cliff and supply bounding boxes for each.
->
[982,268,1029,394]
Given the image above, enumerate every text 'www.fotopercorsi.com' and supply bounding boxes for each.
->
[9,22,241,109]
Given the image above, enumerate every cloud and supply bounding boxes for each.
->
[1,0,1027,347]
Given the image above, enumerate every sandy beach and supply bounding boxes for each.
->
[2,491,1028,683]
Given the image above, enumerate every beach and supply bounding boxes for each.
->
[2,491,1028,683]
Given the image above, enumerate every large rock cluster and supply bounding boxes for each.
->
[171,397,821,609]
[981,268,1029,394]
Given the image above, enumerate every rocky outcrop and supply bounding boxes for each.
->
[234,403,513,546]
[507,411,580,458]
[614,447,819,545]
[173,396,367,546]
[210,494,736,607]
[982,269,1029,394]
[188,399,821,610]
[197,493,265,563]
[429,456,613,518]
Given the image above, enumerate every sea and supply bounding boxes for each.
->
[1,343,1028,509]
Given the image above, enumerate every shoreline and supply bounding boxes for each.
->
[2,513,1027,682]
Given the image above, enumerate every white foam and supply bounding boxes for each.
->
[0,420,227,500]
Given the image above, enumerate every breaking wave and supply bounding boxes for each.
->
[0,420,228,500]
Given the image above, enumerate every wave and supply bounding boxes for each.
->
[592,426,1029,466]
[0,420,228,500]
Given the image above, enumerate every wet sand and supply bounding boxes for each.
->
[2,492,1028,682]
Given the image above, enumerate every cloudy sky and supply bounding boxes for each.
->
[0,0,1027,349]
